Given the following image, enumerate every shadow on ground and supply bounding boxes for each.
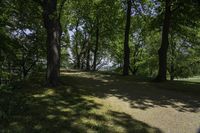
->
[0,70,199,132]
[60,71,200,112]
[0,77,162,132]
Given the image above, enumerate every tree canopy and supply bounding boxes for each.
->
[1,0,200,86]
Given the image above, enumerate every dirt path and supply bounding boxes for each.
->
[63,71,200,133]
[104,96,200,133]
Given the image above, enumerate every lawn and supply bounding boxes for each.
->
[0,70,200,133]
[177,76,200,83]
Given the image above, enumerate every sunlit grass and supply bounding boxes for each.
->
[176,76,200,83]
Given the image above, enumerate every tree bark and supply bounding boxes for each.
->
[86,41,91,71]
[74,21,80,69]
[155,0,171,81]
[123,0,131,76]
[42,0,61,86]
[93,17,99,71]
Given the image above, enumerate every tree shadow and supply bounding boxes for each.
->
[60,71,200,113]
[0,82,162,132]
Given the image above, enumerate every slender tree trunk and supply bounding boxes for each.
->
[76,55,80,69]
[93,18,99,71]
[74,20,80,69]
[170,35,175,81]
[86,40,91,71]
[81,51,86,70]
[75,38,81,69]
[81,40,87,70]
[43,0,61,86]
[123,0,131,76]
[155,0,171,81]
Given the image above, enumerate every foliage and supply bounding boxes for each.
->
[0,0,200,85]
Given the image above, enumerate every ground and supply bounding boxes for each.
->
[0,70,200,133]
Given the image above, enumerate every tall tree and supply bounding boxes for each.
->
[43,0,61,86]
[35,0,66,86]
[93,8,99,71]
[155,0,171,81]
[123,0,132,76]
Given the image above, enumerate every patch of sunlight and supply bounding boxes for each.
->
[56,106,71,112]
[9,122,19,126]
[32,88,56,98]
[47,114,56,120]
[65,87,72,94]
[58,100,68,105]
[77,114,125,132]
[56,106,63,110]
[44,88,56,95]
[59,116,68,120]
[101,79,110,83]
[173,101,187,107]
[81,118,99,128]
[34,124,42,130]
[61,71,85,75]
[9,122,24,130]
[32,94,45,98]
[176,76,200,82]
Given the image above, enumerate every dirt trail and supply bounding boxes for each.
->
[105,96,200,133]
[65,71,200,133]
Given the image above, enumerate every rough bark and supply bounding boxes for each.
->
[93,18,99,71]
[42,0,62,86]
[123,0,131,76]
[86,41,91,71]
[155,0,171,81]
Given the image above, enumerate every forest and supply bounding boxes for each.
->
[0,0,200,133]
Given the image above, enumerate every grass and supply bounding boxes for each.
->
[0,70,200,133]
[177,76,200,83]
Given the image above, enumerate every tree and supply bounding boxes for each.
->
[155,0,200,81]
[123,0,132,76]
[0,0,46,84]
[35,0,66,86]
[93,7,99,71]
[155,0,171,81]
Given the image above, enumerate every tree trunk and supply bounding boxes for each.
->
[93,17,99,71]
[155,0,171,81]
[86,41,91,71]
[74,20,80,69]
[81,51,86,70]
[123,0,131,76]
[81,40,87,70]
[43,0,61,86]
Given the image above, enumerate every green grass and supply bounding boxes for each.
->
[0,70,199,132]
[176,76,200,83]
